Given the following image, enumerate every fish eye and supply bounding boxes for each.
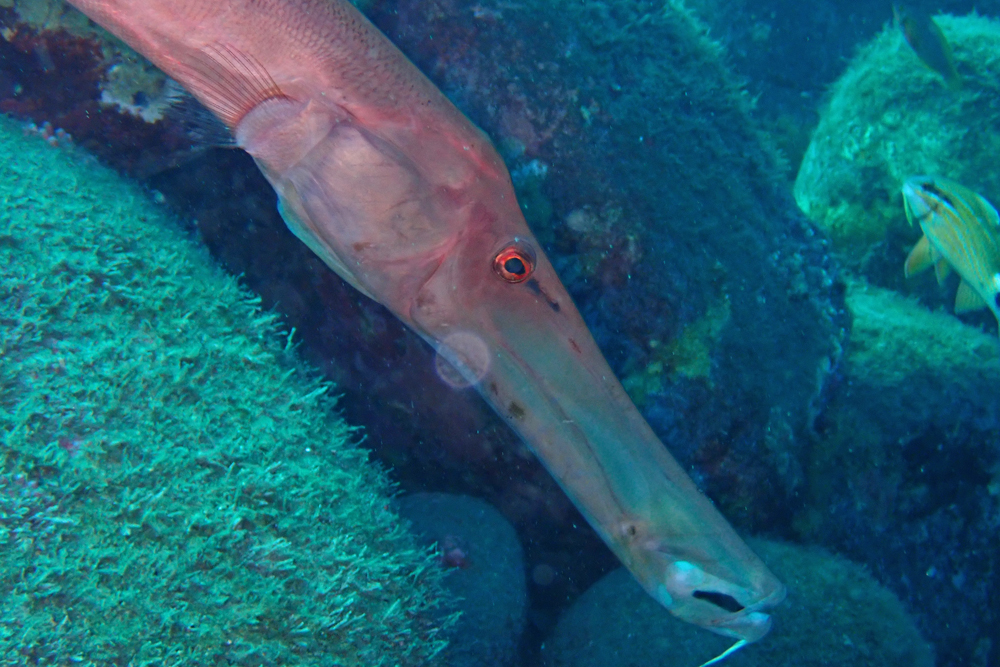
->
[493,242,535,283]
[925,183,956,207]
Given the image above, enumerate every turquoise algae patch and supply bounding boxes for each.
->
[0,114,452,666]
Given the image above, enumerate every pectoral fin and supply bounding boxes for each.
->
[954,280,987,313]
[184,42,288,128]
[904,236,936,277]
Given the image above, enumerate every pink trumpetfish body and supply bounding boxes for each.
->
[65,0,785,646]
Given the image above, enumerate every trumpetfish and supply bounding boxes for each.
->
[63,0,785,658]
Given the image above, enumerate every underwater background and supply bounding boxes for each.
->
[0,0,997,665]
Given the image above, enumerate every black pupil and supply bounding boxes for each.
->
[504,257,525,275]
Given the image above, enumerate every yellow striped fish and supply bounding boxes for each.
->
[902,176,1000,333]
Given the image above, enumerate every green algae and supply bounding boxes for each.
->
[622,296,731,408]
[795,279,999,541]
[0,114,452,666]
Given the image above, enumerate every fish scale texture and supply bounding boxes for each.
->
[0,114,451,666]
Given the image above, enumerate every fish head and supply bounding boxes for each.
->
[62,0,790,648]
[404,166,786,643]
[265,113,786,636]
[64,0,787,639]
[894,7,917,45]
[901,175,975,252]
[902,175,955,231]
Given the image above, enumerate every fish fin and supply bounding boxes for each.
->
[163,89,237,148]
[968,191,1000,229]
[130,90,239,178]
[955,280,987,313]
[697,639,749,667]
[904,236,935,277]
[933,258,952,285]
[928,18,962,89]
[176,41,289,128]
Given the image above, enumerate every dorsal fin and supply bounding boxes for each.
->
[968,190,1000,229]
[176,42,288,128]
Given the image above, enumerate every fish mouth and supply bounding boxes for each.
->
[705,590,784,642]
[646,552,786,643]
[902,176,939,225]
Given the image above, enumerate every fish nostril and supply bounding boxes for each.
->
[692,590,745,613]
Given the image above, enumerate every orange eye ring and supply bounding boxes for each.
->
[493,244,535,283]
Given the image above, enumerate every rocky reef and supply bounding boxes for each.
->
[796,280,999,666]
[790,16,1000,661]
[794,13,1000,312]
[543,538,935,667]
[398,493,528,667]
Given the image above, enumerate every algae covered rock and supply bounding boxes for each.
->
[840,279,1000,429]
[0,114,451,666]
[397,493,527,667]
[541,539,934,667]
[794,14,1000,270]
[793,279,999,665]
